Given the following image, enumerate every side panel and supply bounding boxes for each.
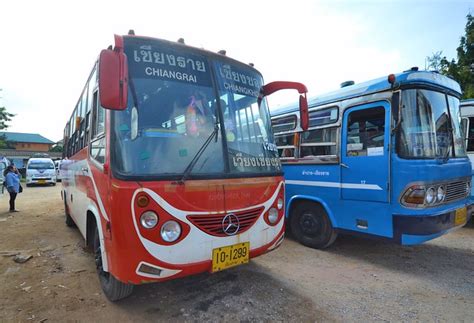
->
[283,163,394,238]
[341,101,390,202]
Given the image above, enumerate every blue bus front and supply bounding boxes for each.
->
[390,80,471,244]
[277,71,472,247]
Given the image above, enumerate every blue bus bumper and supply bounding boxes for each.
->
[393,205,473,245]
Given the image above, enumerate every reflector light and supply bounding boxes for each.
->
[388,74,396,84]
[138,263,162,276]
[137,195,149,207]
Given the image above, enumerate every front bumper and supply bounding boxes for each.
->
[27,177,56,185]
[393,205,472,245]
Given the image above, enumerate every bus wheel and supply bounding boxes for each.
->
[93,227,134,301]
[64,195,76,227]
[290,201,337,249]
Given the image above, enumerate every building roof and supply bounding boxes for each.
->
[0,132,55,144]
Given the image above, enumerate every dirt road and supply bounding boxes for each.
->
[1,185,473,321]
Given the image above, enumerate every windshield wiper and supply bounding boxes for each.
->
[177,123,219,184]
[441,128,453,163]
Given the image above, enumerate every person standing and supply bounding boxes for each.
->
[5,165,20,212]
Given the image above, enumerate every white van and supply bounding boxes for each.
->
[54,160,64,182]
[26,158,57,186]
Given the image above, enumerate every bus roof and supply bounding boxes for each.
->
[461,99,474,107]
[271,70,462,117]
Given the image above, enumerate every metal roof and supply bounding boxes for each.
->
[271,70,462,117]
[0,132,55,144]
[461,99,474,106]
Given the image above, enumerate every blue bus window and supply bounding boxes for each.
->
[346,107,385,157]
[271,115,297,133]
[308,106,338,127]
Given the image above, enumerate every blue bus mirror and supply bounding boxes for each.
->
[299,94,309,131]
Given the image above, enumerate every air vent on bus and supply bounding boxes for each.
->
[340,80,355,88]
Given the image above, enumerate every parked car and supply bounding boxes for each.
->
[26,158,57,186]
[0,157,10,192]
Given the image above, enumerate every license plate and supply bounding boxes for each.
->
[454,207,467,226]
[212,242,249,272]
[38,180,46,184]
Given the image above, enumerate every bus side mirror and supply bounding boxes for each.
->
[98,49,128,110]
[260,81,309,131]
[299,95,309,131]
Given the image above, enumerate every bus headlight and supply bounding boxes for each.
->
[437,186,446,202]
[161,221,181,242]
[425,187,436,205]
[466,181,471,196]
[140,211,158,229]
[267,208,279,224]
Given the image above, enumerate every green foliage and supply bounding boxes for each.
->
[0,97,15,148]
[49,145,63,152]
[0,106,14,130]
[427,14,474,99]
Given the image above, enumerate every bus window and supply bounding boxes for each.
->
[275,133,296,159]
[346,107,385,157]
[272,115,296,133]
[300,127,338,158]
[308,107,338,127]
[466,117,474,151]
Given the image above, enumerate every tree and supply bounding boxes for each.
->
[0,106,14,130]
[426,51,444,71]
[427,14,474,99]
[0,89,16,148]
[49,145,63,153]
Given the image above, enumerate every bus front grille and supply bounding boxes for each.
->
[445,180,469,203]
[187,207,264,237]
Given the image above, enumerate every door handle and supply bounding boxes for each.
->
[340,163,350,169]
[81,167,89,173]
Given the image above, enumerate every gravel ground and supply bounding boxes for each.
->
[0,185,473,321]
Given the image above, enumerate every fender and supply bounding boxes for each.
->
[87,200,109,272]
[286,194,338,228]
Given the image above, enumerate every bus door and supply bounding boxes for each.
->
[341,101,390,203]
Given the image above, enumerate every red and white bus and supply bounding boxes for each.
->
[61,32,308,301]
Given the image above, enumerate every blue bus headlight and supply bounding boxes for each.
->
[437,186,446,202]
[425,187,436,205]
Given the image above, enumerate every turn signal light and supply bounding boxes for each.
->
[137,195,150,208]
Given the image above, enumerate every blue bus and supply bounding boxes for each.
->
[271,69,472,249]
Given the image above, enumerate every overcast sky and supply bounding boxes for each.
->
[0,0,472,142]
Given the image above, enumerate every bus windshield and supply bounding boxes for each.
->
[112,38,280,179]
[399,89,466,159]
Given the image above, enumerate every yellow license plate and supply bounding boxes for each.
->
[455,207,467,226]
[212,242,249,272]
[38,180,46,184]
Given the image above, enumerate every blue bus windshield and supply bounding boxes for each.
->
[399,89,466,158]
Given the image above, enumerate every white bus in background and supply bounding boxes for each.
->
[54,160,64,182]
[460,99,474,199]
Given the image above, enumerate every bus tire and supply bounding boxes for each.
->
[64,196,76,227]
[93,227,134,301]
[290,201,337,249]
